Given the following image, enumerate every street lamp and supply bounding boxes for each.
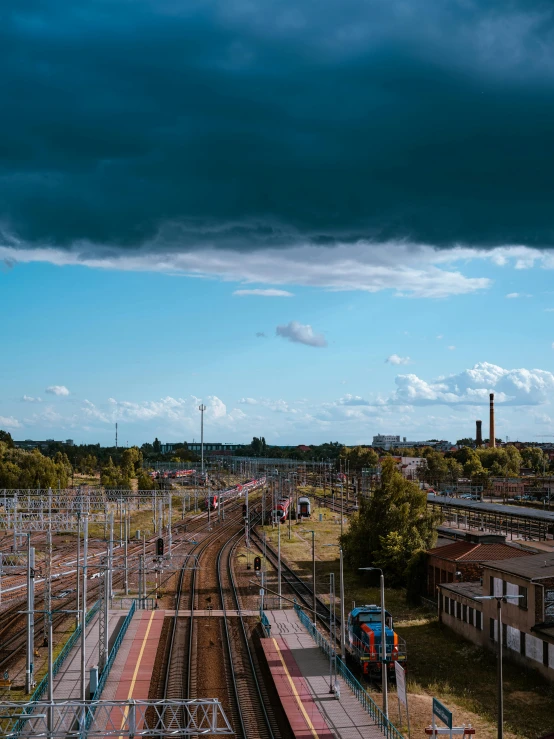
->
[198,404,206,475]
[302,529,317,626]
[324,544,346,660]
[359,567,388,718]
[475,594,524,739]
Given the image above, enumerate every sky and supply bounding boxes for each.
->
[2,0,554,446]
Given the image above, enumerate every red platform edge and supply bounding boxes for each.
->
[109,610,165,731]
[261,636,334,739]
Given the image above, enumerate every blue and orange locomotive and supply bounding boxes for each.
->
[347,605,407,677]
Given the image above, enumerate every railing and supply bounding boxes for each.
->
[113,596,155,610]
[260,609,271,637]
[86,600,137,728]
[11,600,101,737]
[294,603,405,739]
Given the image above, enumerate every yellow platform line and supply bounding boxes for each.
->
[272,637,320,739]
[117,611,156,738]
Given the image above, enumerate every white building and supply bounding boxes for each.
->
[372,434,401,448]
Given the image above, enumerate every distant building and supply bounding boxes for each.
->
[372,435,401,449]
[390,456,426,481]
[372,435,453,451]
[14,439,74,450]
[438,552,554,680]
[160,442,241,455]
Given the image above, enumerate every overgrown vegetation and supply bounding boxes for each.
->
[340,457,438,587]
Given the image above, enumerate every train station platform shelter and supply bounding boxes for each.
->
[262,608,402,739]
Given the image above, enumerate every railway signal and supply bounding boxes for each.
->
[156,537,164,557]
[254,556,261,571]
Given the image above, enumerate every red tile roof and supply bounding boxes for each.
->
[428,541,532,562]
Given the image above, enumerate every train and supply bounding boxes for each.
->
[347,604,407,677]
[298,496,311,518]
[205,477,266,511]
[273,496,292,522]
[149,469,196,480]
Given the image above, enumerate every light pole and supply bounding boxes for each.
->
[302,529,317,626]
[475,594,524,739]
[359,567,388,718]
[324,544,346,659]
[199,404,206,475]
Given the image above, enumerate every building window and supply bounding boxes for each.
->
[502,623,507,648]
[518,586,528,610]
[490,618,495,641]
[476,611,483,631]
[469,607,474,625]
[462,604,467,622]
[502,579,507,597]
[520,632,526,656]
[490,576,494,596]
[456,601,462,620]
[544,641,549,667]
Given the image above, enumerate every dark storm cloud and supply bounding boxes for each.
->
[3,0,554,250]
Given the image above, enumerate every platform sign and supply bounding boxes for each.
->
[433,698,453,736]
[395,662,407,707]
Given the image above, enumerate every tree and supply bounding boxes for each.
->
[152,438,161,454]
[456,437,475,448]
[341,458,438,586]
[0,445,71,488]
[101,457,131,490]
[0,430,14,448]
[422,450,449,486]
[137,470,157,490]
[521,446,547,473]
[341,446,379,470]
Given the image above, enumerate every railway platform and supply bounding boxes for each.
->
[100,609,165,701]
[53,610,126,699]
[262,609,390,739]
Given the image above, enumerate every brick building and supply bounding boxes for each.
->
[438,552,554,680]
[427,539,532,597]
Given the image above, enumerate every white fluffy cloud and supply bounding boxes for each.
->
[22,395,42,403]
[233,288,293,297]
[45,385,70,397]
[0,415,22,429]
[392,362,554,406]
[506,292,532,299]
[386,354,411,365]
[276,321,327,347]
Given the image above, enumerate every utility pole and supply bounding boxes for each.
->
[199,404,206,475]
[108,512,114,603]
[76,513,81,625]
[99,556,109,672]
[277,517,282,610]
[81,516,88,701]
[25,536,35,693]
[124,504,129,596]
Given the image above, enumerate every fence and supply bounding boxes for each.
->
[260,609,271,637]
[11,599,101,737]
[86,600,137,728]
[294,602,405,739]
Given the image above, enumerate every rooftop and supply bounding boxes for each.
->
[438,581,484,601]
[428,541,531,563]
[482,551,554,580]
[428,494,554,524]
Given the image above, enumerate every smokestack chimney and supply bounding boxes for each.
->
[489,393,495,448]
[476,420,482,448]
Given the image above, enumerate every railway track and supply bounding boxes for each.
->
[218,522,278,739]
[250,526,334,629]
[161,498,283,739]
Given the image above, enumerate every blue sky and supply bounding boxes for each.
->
[2,255,554,445]
[2,0,554,445]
